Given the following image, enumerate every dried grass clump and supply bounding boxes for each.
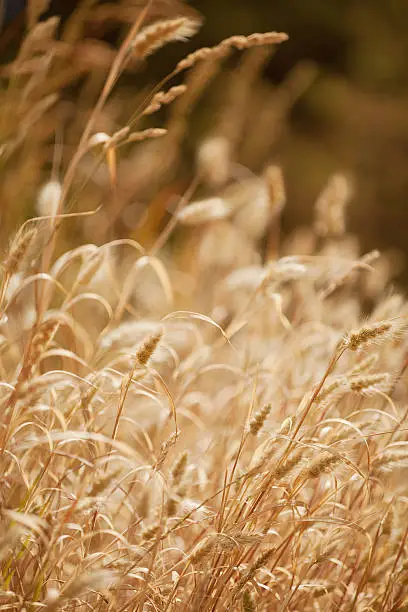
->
[1,4,408,612]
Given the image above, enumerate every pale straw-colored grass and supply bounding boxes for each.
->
[0,4,407,612]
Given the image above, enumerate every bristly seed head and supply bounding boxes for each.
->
[299,451,341,481]
[348,373,390,394]
[4,228,37,276]
[249,403,272,436]
[131,17,202,59]
[342,320,394,351]
[135,328,163,366]
[171,451,188,488]
[234,547,275,595]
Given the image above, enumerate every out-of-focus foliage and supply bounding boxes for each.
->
[1,0,408,281]
[191,0,408,278]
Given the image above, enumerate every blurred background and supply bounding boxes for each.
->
[1,0,408,281]
[193,0,408,282]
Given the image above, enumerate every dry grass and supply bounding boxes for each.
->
[0,2,407,611]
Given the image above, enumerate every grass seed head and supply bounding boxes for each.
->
[171,450,188,488]
[249,403,272,436]
[143,85,188,116]
[3,228,37,276]
[299,451,342,481]
[342,320,394,351]
[131,17,202,58]
[135,328,163,366]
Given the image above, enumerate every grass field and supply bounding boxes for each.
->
[0,3,407,610]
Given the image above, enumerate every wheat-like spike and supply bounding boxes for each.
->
[3,228,37,276]
[175,31,288,72]
[27,318,59,373]
[299,451,341,481]
[249,403,272,436]
[250,546,276,571]
[143,85,187,115]
[277,416,295,436]
[234,547,275,595]
[171,451,188,488]
[272,453,303,481]
[176,47,221,72]
[248,438,277,474]
[381,508,394,537]
[227,532,263,547]
[246,32,289,46]
[218,33,288,52]
[348,354,379,377]
[317,376,348,404]
[127,127,168,142]
[104,127,130,149]
[131,17,202,59]
[342,321,394,351]
[156,430,180,470]
[189,535,218,563]
[135,328,163,366]
[348,372,390,394]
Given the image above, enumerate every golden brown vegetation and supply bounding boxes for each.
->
[0,2,407,610]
